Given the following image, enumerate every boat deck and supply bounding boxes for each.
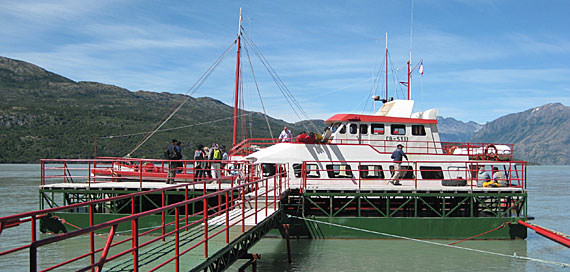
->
[40,181,237,191]
[40,181,525,194]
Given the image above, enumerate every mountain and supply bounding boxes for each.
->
[470,103,570,165]
[0,56,306,163]
[436,117,483,142]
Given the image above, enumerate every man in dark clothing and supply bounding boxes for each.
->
[166,139,182,184]
[389,144,408,185]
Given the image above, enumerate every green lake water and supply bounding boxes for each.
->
[1,164,569,271]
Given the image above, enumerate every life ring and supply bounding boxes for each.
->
[448,146,457,154]
[484,144,497,160]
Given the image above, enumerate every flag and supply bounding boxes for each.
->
[419,61,424,75]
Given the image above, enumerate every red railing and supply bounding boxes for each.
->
[40,158,250,188]
[0,164,290,272]
[300,160,526,192]
[230,138,515,161]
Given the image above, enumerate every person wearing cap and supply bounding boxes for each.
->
[389,144,408,185]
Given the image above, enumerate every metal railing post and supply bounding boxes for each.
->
[90,205,95,272]
[203,197,208,258]
[131,198,138,272]
[161,191,165,242]
[175,208,180,272]
[225,191,230,243]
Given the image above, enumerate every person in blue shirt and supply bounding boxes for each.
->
[389,144,408,185]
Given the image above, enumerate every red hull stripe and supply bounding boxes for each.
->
[326,114,438,124]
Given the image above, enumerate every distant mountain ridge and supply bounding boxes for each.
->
[1,56,568,164]
[436,116,483,142]
[470,103,570,165]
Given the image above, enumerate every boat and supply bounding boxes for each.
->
[35,10,528,240]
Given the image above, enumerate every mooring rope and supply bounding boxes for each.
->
[290,215,570,268]
[448,222,510,246]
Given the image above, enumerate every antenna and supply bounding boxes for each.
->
[408,0,415,100]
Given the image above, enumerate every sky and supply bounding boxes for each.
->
[1,0,569,124]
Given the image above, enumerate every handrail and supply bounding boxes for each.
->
[300,159,526,191]
[0,164,290,271]
[229,137,515,160]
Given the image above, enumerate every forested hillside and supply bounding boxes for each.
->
[0,56,304,162]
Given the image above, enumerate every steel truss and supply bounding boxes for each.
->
[191,210,285,272]
[290,191,527,218]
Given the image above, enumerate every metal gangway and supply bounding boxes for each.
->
[0,163,290,271]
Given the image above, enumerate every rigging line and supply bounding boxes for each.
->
[127,40,237,156]
[130,40,236,153]
[290,215,570,268]
[241,33,317,133]
[99,113,253,139]
[240,37,310,133]
[242,42,274,139]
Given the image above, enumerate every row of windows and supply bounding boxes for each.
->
[289,164,443,179]
[338,124,426,136]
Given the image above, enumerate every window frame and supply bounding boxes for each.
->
[419,166,444,180]
[391,124,406,135]
[371,124,385,135]
[325,164,353,178]
[412,125,426,136]
[359,165,385,179]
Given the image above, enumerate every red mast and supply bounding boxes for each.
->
[232,8,243,147]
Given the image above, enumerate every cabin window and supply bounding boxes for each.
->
[331,123,341,132]
[371,124,385,135]
[325,164,353,178]
[360,124,368,135]
[293,163,320,178]
[412,125,426,136]
[359,165,384,179]
[391,124,406,135]
[339,124,346,134]
[389,165,414,179]
[420,166,444,179]
[262,163,276,177]
[349,124,358,134]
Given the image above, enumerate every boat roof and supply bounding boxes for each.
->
[325,114,437,124]
[325,99,438,125]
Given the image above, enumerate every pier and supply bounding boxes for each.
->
[1,159,290,271]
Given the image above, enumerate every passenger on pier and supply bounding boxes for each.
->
[492,167,507,187]
[176,141,184,173]
[209,143,222,180]
[165,139,182,184]
[278,126,293,142]
[193,144,204,181]
[477,167,491,187]
[202,146,211,179]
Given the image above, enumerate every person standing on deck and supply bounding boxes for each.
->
[193,144,204,181]
[278,126,293,142]
[202,146,211,179]
[389,144,408,185]
[166,139,182,184]
[209,143,222,180]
